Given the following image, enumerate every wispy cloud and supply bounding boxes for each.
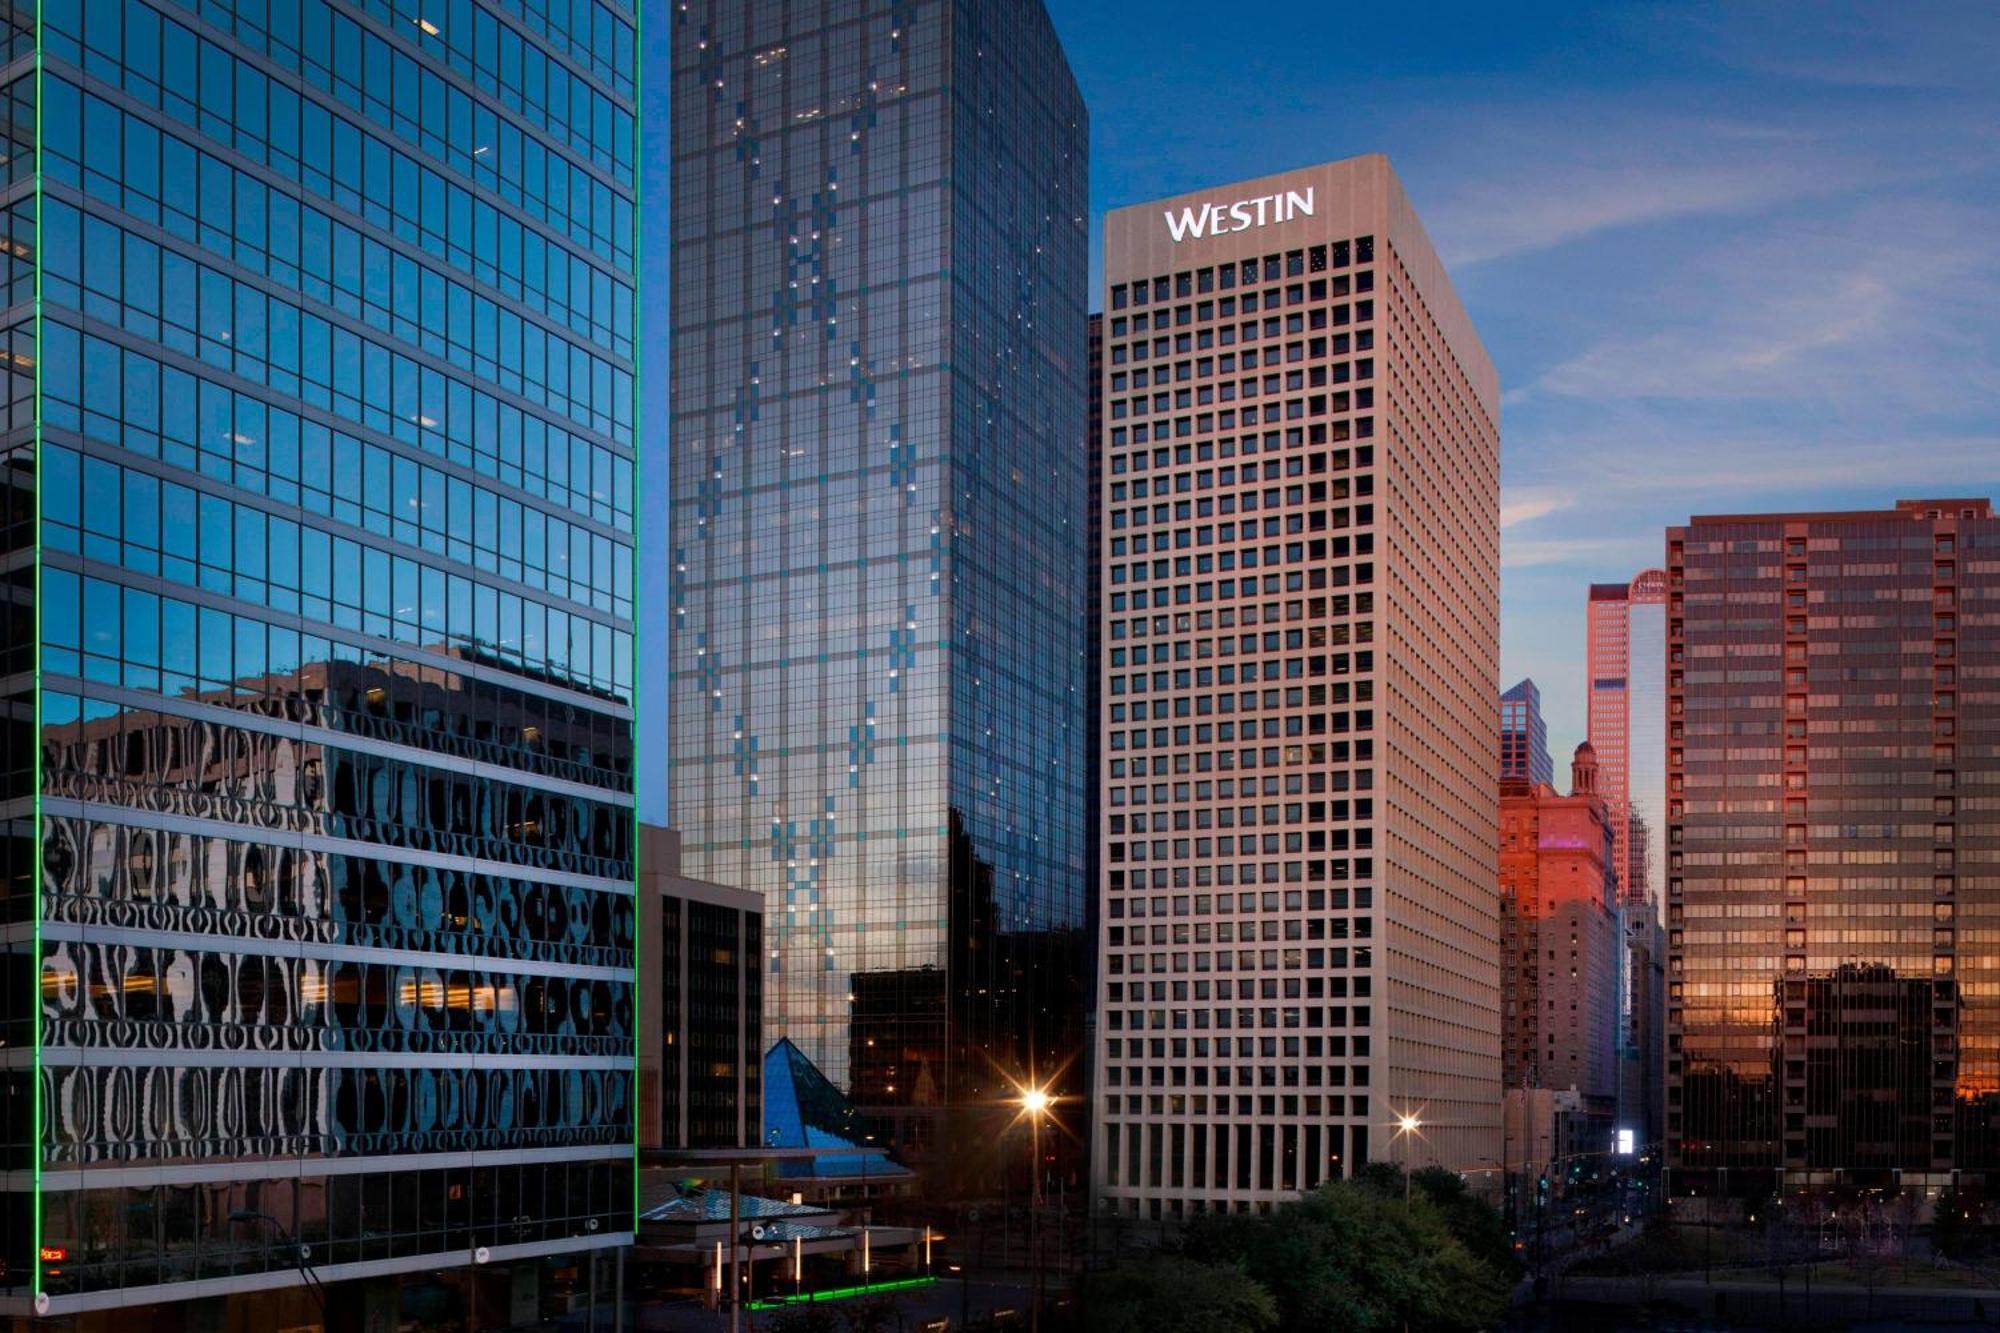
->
[1535,200,2000,407]
[1432,154,1859,267]
[1500,489,1572,529]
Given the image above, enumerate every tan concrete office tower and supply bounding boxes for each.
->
[1092,156,1502,1220]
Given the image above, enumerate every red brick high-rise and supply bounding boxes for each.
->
[1500,744,1620,1163]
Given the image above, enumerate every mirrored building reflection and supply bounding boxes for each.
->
[667,0,1089,1189]
[1,0,637,1319]
[1666,499,1999,1198]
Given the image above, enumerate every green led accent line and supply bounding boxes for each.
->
[30,0,46,1307]
[746,1276,939,1311]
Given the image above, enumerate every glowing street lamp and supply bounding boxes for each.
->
[1394,1112,1425,1205]
[1015,1083,1054,1333]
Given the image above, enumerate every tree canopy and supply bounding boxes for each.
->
[1077,1254,1280,1333]
[1170,1175,1513,1332]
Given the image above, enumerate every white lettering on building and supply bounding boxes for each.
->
[1163,187,1315,243]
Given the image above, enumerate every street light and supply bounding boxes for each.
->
[1016,1084,1053,1333]
[1393,1113,1424,1206]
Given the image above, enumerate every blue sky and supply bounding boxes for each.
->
[639,2,2000,818]
[1044,0,2000,761]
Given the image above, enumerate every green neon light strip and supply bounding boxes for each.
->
[31,0,46,1306]
[747,1276,939,1311]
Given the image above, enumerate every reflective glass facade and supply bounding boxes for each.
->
[2,0,637,1314]
[1666,500,2000,1196]
[667,0,1088,1171]
[1499,677,1552,787]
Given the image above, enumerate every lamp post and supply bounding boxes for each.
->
[1394,1113,1424,1206]
[1020,1086,1051,1333]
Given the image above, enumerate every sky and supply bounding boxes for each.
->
[639,2,2000,819]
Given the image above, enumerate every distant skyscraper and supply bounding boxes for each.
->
[1666,498,1999,1197]
[1499,745,1620,1163]
[5,1,638,1321]
[1091,156,1502,1220]
[667,1,1090,1173]
[1500,678,1554,786]
[1587,572,1669,1149]
[1587,572,1669,912]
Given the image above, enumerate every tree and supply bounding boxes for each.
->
[762,1306,842,1333]
[840,1294,902,1333]
[1077,1255,1278,1333]
[1409,1166,1519,1276]
[1178,1179,1511,1332]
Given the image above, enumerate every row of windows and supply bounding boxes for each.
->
[1108,1032,1370,1060]
[1108,317,1372,369]
[1108,274,1374,343]
[1109,239,1375,309]
[41,196,631,451]
[1108,859,1374,889]
[46,945,630,1047]
[44,810,634,969]
[1113,772,1372,806]
[44,562,632,706]
[57,0,633,211]
[1109,341,1373,398]
[1106,999,1374,1031]
[52,72,627,363]
[45,443,629,626]
[37,1158,629,1297]
[46,467,627,690]
[1113,379,1372,421]
[49,118,626,368]
[43,702,633,878]
[45,9,632,276]
[48,326,627,538]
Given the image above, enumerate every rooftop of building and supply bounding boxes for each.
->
[1680,497,1994,526]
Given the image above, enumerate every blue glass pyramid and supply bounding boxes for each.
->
[762,1038,913,1182]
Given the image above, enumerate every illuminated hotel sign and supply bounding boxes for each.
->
[1163,187,1315,242]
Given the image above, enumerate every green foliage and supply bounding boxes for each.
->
[1078,1254,1279,1333]
[758,1296,904,1333]
[1410,1166,1520,1276]
[1178,1178,1512,1332]
[838,1294,902,1333]
[762,1305,843,1333]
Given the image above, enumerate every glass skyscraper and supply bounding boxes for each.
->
[1587,571,1669,1148]
[1499,677,1552,787]
[1667,499,2000,1198]
[668,0,1088,1172]
[3,0,636,1321]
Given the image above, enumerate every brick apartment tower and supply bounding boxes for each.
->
[1499,745,1621,1165]
[1666,499,2000,1198]
[1092,156,1502,1220]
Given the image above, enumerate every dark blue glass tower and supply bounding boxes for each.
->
[668,0,1087,1177]
[2,0,637,1320]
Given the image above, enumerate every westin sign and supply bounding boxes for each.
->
[1164,187,1315,243]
